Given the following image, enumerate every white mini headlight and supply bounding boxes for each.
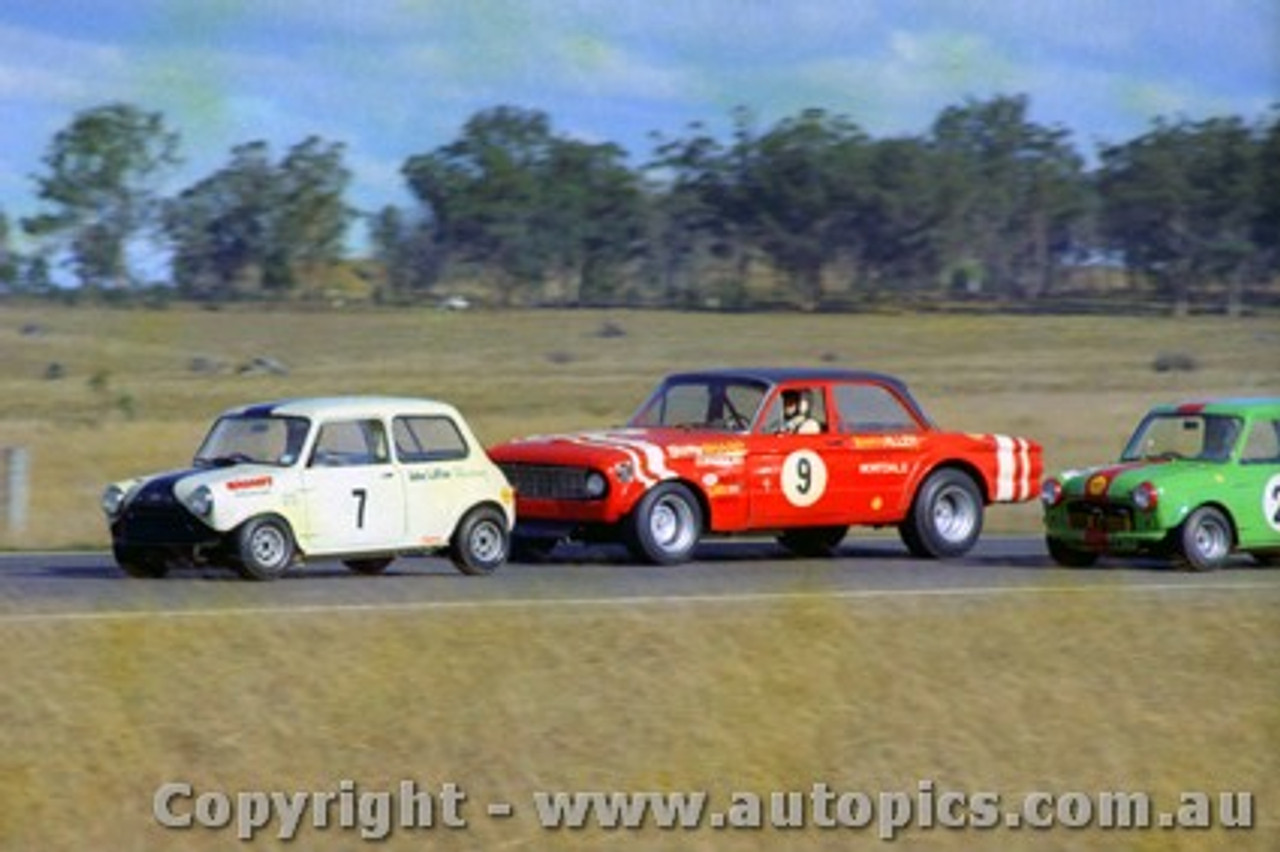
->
[187,485,214,517]
[584,471,608,498]
[101,485,126,517]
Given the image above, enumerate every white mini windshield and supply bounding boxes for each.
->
[194,415,310,467]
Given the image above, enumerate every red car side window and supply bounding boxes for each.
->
[759,386,828,434]
[833,384,920,434]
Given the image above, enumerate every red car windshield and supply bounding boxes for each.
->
[629,379,768,432]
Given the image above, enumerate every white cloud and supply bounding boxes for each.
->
[544,39,694,102]
[0,0,1274,234]
[0,23,126,105]
[0,60,87,102]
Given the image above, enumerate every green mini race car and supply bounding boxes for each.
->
[1041,397,1280,570]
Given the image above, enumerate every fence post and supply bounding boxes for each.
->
[2,447,29,534]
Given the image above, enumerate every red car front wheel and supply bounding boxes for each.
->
[625,482,702,565]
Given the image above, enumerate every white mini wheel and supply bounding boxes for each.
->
[235,516,296,580]
[451,506,509,575]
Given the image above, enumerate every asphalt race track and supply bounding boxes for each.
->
[1,536,1276,623]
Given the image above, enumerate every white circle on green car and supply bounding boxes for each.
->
[1264,473,1280,533]
[782,450,827,507]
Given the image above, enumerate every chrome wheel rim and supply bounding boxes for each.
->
[250,525,288,568]
[470,519,505,563]
[933,485,978,543]
[1192,516,1230,562]
[650,495,696,553]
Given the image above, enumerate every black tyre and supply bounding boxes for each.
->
[624,482,702,565]
[899,469,984,559]
[510,536,559,563]
[1046,536,1099,568]
[450,506,509,575]
[344,557,394,575]
[113,544,169,579]
[777,526,847,558]
[234,515,297,580]
[1174,506,1233,572]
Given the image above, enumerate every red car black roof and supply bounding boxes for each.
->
[658,368,934,426]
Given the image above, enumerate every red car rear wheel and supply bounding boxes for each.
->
[899,469,984,559]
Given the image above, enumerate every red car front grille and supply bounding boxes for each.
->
[499,464,596,500]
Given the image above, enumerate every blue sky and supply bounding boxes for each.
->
[1,0,1276,242]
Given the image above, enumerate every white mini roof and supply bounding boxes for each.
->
[220,396,464,421]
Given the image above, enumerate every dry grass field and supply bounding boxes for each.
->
[1,589,1277,850]
[0,301,1276,548]
[0,302,1277,851]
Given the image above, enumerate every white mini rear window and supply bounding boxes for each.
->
[394,416,468,462]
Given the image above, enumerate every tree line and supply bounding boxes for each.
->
[2,95,1277,313]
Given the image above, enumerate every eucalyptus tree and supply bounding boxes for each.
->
[272,136,354,291]
[855,136,950,294]
[929,95,1087,299]
[0,210,16,291]
[734,108,871,308]
[403,106,643,304]
[23,102,181,291]
[544,138,645,304]
[1253,110,1280,290]
[166,137,352,298]
[165,142,277,298]
[368,205,442,301]
[403,107,557,302]
[1099,115,1261,314]
[651,108,872,309]
[646,118,752,307]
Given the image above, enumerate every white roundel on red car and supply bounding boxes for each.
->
[782,450,827,507]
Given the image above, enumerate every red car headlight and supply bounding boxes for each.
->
[1040,478,1064,507]
[584,471,608,498]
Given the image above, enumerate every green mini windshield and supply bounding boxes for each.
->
[1121,413,1243,463]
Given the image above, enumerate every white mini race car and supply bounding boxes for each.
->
[102,397,515,580]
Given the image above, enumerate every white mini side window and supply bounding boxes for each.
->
[393,416,468,463]
[309,420,390,467]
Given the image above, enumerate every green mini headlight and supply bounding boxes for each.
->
[1131,481,1159,512]
[1040,479,1063,507]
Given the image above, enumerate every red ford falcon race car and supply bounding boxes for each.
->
[488,368,1042,564]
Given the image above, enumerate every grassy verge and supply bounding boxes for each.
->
[1,303,1276,548]
[1,303,1275,850]
[1,588,1276,850]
